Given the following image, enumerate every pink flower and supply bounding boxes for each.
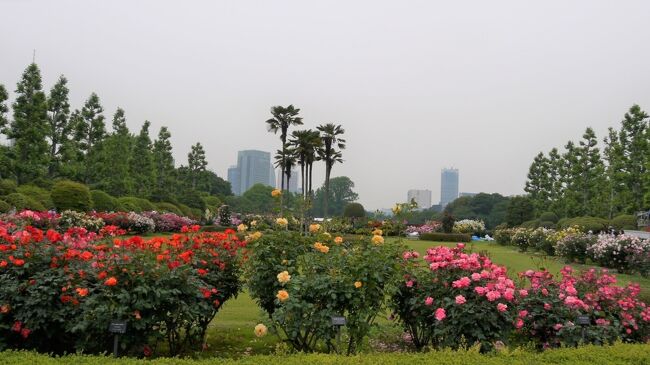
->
[519,310,528,318]
[544,303,552,310]
[452,277,471,289]
[519,289,529,297]
[425,297,434,306]
[503,288,515,301]
[474,286,487,296]
[457,243,465,249]
[455,295,466,305]
[486,290,501,302]
[435,308,446,321]
[515,318,524,329]
[497,303,508,312]
[471,273,481,281]
[553,323,563,331]
[406,280,414,288]
[541,288,549,296]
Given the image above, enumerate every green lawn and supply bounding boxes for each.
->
[202,238,650,357]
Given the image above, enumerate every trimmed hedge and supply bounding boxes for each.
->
[90,190,118,212]
[155,202,183,215]
[0,199,11,213]
[0,179,17,196]
[16,185,53,209]
[558,216,609,233]
[202,195,222,208]
[419,232,472,242]
[177,203,194,218]
[117,197,156,213]
[51,180,92,212]
[2,344,650,364]
[610,214,637,230]
[3,193,46,211]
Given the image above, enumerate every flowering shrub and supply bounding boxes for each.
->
[405,221,442,235]
[588,234,650,276]
[58,210,105,232]
[494,227,513,245]
[555,233,595,264]
[530,227,556,255]
[391,244,520,351]
[511,228,533,252]
[0,224,247,356]
[125,212,155,234]
[141,211,195,233]
[0,211,59,230]
[452,219,486,235]
[247,231,402,354]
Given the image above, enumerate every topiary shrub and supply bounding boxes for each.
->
[538,220,556,229]
[117,197,143,212]
[90,190,118,212]
[567,216,609,233]
[0,179,17,196]
[17,185,54,209]
[51,180,92,212]
[520,219,540,229]
[177,203,194,218]
[178,189,207,210]
[419,232,472,242]
[156,202,183,215]
[610,214,637,230]
[343,202,366,218]
[202,195,222,208]
[0,199,11,213]
[3,192,46,211]
[539,211,559,223]
[134,197,156,212]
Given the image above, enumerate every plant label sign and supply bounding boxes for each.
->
[576,315,590,326]
[331,316,346,326]
[109,321,127,334]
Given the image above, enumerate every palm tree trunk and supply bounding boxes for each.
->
[324,164,331,219]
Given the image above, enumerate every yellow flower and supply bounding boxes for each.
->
[276,290,289,302]
[313,242,330,253]
[254,323,268,337]
[371,235,384,245]
[354,281,363,289]
[245,231,262,241]
[237,224,248,232]
[372,229,383,236]
[281,259,288,265]
[277,271,291,284]
[272,189,282,197]
[309,224,321,233]
[250,220,258,227]
[334,236,344,245]
[276,218,288,227]
[322,232,331,239]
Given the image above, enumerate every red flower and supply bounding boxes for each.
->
[13,259,25,266]
[76,288,89,297]
[20,328,31,339]
[80,251,94,261]
[143,345,152,357]
[197,269,208,276]
[0,260,7,268]
[11,321,22,332]
[98,271,108,280]
[105,277,118,286]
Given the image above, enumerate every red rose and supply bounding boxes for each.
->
[104,277,118,286]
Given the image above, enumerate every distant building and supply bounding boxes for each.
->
[276,168,299,193]
[227,150,275,196]
[459,192,477,198]
[440,168,459,207]
[407,189,432,210]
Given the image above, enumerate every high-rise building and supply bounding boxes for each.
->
[440,168,459,207]
[276,168,299,193]
[227,150,275,195]
[407,189,432,210]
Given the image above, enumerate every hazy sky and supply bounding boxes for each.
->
[2,0,650,210]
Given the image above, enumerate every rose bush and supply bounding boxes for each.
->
[588,234,650,276]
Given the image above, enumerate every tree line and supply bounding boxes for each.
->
[0,63,231,210]
[525,105,650,219]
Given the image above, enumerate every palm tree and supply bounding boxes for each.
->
[289,129,322,201]
[266,105,303,192]
[317,123,345,219]
[274,146,296,214]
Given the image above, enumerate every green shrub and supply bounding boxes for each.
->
[539,211,559,223]
[3,193,46,211]
[117,197,143,212]
[0,179,17,196]
[0,199,10,213]
[202,195,222,208]
[610,214,637,230]
[51,180,92,212]
[156,202,183,215]
[520,219,540,229]
[134,198,156,212]
[177,203,194,218]
[560,216,609,233]
[343,202,366,218]
[16,185,53,209]
[178,189,206,210]
[90,190,118,212]
[419,232,471,242]
[539,221,556,229]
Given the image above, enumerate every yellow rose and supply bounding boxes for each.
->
[246,231,263,241]
[309,224,321,233]
[277,271,291,284]
[276,290,289,302]
[276,218,288,227]
[272,189,282,197]
[237,224,248,232]
[371,235,384,245]
[250,220,258,227]
[313,242,330,253]
[372,229,383,236]
[334,236,344,245]
[254,323,268,337]
[354,281,362,289]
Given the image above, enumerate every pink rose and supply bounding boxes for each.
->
[553,323,563,331]
[541,288,549,296]
[425,297,434,306]
[406,280,414,288]
[457,243,465,249]
[497,303,508,312]
[455,295,466,305]
[503,288,515,301]
[486,290,501,302]
[452,277,471,289]
[475,286,487,296]
[544,303,552,310]
[435,308,446,321]
[515,318,524,329]
[471,273,481,281]
[519,289,529,297]
[519,310,528,318]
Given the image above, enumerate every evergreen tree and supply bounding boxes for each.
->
[95,108,134,196]
[7,63,49,184]
[524,152,551,214]
[0,84,11,179]
[0,84,8,131]
[152,126,175,201]
[560,141,582,217]
[74,93,106,183]
[618,105,648,213]
[603,127,627,217]
[547,148,564,214]
[187,142,207,189]
[46,75,72,177]
[576,127,606,216]
[129,121,155,197]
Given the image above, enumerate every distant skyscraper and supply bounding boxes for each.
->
[440,168,459,207]
[227,150,274,195]
[275,168,299,193]
[407,189,432,210]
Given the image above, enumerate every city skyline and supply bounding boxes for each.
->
[227,150,276,196]
[440,168,459,208]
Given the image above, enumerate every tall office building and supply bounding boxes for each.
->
[440,168,459,207]
[407,189,432,210]
[227,150,275,195]
[276,168,299,193]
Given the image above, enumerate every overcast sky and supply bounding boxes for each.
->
[2,0,650,210]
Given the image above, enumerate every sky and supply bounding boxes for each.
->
[1,0,650,210]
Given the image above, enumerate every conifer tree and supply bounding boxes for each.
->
[75,93,106,183]
[188,142,207,189]
[46,75,72,177]
[129,121,155,197]
[152,126,175,201]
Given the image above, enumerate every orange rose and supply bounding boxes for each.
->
[104,277,118,286]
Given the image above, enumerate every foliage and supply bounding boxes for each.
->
[3,193,46,212]
[90,190,118,212]
[441,212,455,233]
[539,211,560,223]
[155,202,183,216]
[555,233,595,264]
[0,180,17,196]
[311,177,357,217]
[418,232,471,242]
[16,185,53,210]
[557,217,609,233]
[218,205,232,227]
[610,215,637,230]
[0,200,10,213]
[443,193,511,229]
[452,219,486,235]
[505,196,535,227]
[51,180,92,212]
[343,202,365,218]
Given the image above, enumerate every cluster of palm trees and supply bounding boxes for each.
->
[265,105,345,219]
